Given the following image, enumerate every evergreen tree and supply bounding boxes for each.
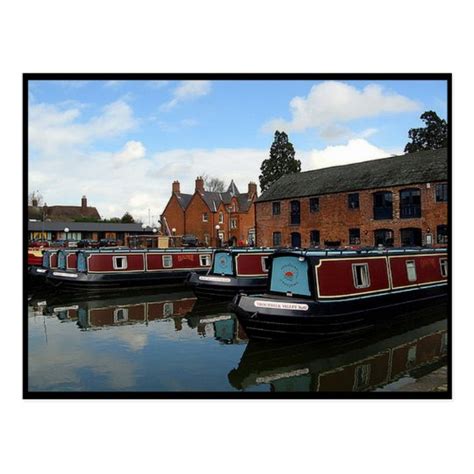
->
[404,111,448,153]
[259,131,301,192]
[121,212,135,223]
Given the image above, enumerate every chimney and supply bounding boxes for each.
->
[172,180,181,194]
[195,176,205,194]
[248,182,257,198]
[81,195,87,209]
[32,198,38,207]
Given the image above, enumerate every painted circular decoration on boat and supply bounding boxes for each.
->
[219,257,227,266]
[280,264,299,287]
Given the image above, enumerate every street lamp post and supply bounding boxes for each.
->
[64,227,70,245]
[215,224,220,248]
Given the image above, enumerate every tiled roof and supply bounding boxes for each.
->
[27,205,101,222]
[175,193,193,209]
[257,148,448,202]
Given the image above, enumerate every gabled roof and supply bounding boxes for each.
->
[174,193,193,209]
[256,148,448,202]
[227,180,240,196]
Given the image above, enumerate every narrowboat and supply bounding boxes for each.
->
[228,303,448,392]
[28,248,60,285]
[185,248,274,299]
[45,247,213,290]
[28,248,44,268]
[230,247,448,340]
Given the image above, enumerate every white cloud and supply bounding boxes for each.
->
[148,80,170,89]
[160,80,211,111]
[104,80,123,88]
[29,99,137,154]
[263,81,420,135]
[301,138,400,171]
[113,141,146,165]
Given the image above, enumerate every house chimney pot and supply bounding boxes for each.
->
[172,180,181,193]
[195,176,205,193]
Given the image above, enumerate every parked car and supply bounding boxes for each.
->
[181,234,198,247]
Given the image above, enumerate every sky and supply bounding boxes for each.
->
[28,78,448,224]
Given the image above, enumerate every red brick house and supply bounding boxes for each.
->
[161,177,258,246]
[255,148,448,248]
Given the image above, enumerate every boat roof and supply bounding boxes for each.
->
[214,247,274,254]
[272,247,448,258]
[76,247,215,254]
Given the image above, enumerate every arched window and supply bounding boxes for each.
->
[373,191,393,220]
[291,232,301,248]
[290,200,300,225]
[309,230,320,246]
[400,188,421,218]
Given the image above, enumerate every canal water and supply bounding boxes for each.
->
[27,286,448,393]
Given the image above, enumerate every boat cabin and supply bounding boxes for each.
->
[210,248,274,278]
[267,248,448,299]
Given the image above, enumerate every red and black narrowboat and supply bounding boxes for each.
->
[230,248,448,340]
[45,247,213,290]
[28,248,60,285]
[185,248,274,299]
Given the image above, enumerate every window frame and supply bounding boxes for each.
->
[437,224,448,244]
[309,229,320,247]
[309,197,320,213]
[348,193,360,209]
[352,263,371,289]
[289,200,301,225]
[406,260,417,282]
[440,258,448,278]
[218,211,224,224]
[162,255,173,268]
[373,191,393,220]
[199,254,211,266]
[272,201,281,216]
[261,256,270,273]
[400,188,422,219]
[349,228,361,245]
[112,255,128,270]
[436,183,448,202]
[272,231,282,247]
[202,212,208,223]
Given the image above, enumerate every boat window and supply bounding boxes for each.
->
[353,364,371,390]
[200,254,211,266]
[113,256,128,270]
[440,258,448,277]
[406,260,417,282]
[114,307,128,323]
[352,263,370,288]
[163,303,174,317]
[162,255,173,268]
[261,256,270,272]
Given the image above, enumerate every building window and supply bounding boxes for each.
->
[290,200,300,225]
[113,256,127,270]
[436,183,448,202]
[374,229,394,247]
[218,212,224,224]
[352,263,370,288]
[309,230,320,247]
[373,191,393,220]
[440,258,448,278]
[272,202,281,215]
[261,256,270,273]
[437,225,448,244]
[406,260,417,282]
[291,232,301,248]
[162,255,173,268]
[272,231,282,246]
[401,228,422,247]
[230,218,237,229]
[309,197,319,213]
[348,193,359,209]
[202,212,208,222]
[400,188,421,218]
[349,228,361,245]
[199,254,211,266]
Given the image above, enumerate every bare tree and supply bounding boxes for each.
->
[202,174,226,192]
[28,190,44,206]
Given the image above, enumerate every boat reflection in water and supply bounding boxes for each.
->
[228,302,448,392]
[30,289,247,344]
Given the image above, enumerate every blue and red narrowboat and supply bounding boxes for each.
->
[230,247,448,340]
[185,248,274,299]
[45,247,213,290]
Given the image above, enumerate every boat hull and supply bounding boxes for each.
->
[229,284,448,340]
[185,271,267,299]
[45,268,209,291]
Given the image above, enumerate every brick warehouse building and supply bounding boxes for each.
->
[255,148,448,249]
[161,177,258,246]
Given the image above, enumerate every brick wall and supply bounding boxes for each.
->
[162,195,186,236]
[255,181,448,248]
